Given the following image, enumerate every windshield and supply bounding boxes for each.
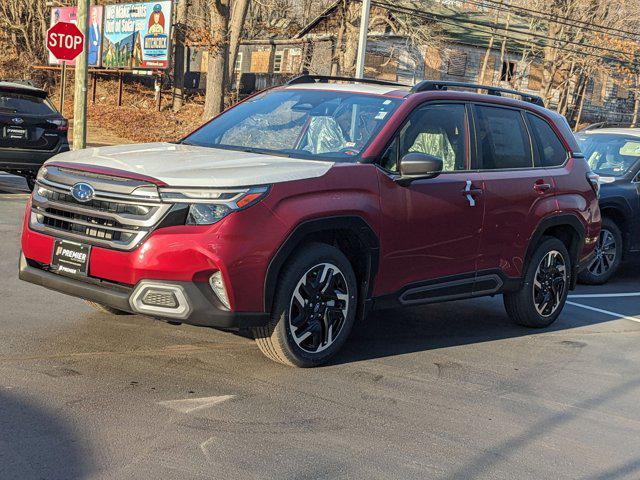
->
[183,89,402,161]
[576,133,640,177]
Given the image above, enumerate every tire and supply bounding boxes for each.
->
[504,236,571,328]
[85,300,132,316]
[24,176,36,191]
[578,218,623,285]
[252,243,358,367]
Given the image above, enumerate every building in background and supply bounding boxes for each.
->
[182,0,636,125]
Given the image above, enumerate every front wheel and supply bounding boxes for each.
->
[24,176,36,191]
[578,218,622,285]
[252,243,357,367]
[504,237,571,328]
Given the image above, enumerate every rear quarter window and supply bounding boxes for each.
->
[0,92,56,116]
[526,113,568,167]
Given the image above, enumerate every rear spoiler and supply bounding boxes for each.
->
[0,83,48,99]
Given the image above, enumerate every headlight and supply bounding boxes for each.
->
[158,186,269,225]
[36,166,48,182]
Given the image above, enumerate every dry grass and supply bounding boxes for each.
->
[50,77,207,144]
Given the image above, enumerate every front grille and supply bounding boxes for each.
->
[39,188,152,216]
[29,172,171,251]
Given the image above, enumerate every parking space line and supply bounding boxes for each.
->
[158,395,235,414]
[569,293,640,299]
[567,301,640,324]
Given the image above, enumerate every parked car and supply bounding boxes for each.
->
[0,81,69,190]
[19,76,601,367]
[575,125,640,284]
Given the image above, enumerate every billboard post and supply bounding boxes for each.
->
[73,0,90,150]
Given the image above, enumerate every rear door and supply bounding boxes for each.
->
[472,104,557,279]
[0,91,62,151]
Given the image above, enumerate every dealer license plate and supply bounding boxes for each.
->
[51,240,91,277]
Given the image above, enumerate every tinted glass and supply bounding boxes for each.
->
[0,93,56,116]
[184,89,401,162]
[576,133,640,177]
[527,113,567,167]
[380,103,468,173]
[475,106,533,170]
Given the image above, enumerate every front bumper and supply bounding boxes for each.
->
[19,253,269,329]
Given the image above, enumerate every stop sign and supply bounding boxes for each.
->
[47,22,85,62]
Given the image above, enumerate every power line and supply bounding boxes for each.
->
[462,0,640,45]
[461,0,628,40]
[373,1,637,66]
[473,0,640,41]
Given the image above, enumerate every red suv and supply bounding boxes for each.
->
[19,77,601,367]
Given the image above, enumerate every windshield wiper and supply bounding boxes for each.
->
[233,146,291,158]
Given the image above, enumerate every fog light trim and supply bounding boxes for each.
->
[209,271,231,309]
[130,281,191,319]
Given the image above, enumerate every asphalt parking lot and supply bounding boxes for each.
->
[1,173,640,480]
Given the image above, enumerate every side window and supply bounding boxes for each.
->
[527,113,568,167]
[475,105,533,170]
[380,137,399,172]
[379,104,468,173]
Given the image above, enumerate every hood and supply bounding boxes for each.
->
[45,142,334,187]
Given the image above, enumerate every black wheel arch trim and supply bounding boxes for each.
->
[263,215,380,314]
[598,199,633,253]
[524,214,586,290]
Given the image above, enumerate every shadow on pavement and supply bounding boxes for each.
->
[334,263,640,366]
[0,173,29,195]
[0,391,90,479]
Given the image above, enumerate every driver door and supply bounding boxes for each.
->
[375,103,485,298]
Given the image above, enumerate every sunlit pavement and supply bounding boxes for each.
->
[1,188,639,480]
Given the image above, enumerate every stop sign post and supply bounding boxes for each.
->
[47,22,85,115]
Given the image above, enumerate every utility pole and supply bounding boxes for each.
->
[73,0,90,150]
[354,0,371,79]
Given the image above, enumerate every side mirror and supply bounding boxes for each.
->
[397,153,443,185]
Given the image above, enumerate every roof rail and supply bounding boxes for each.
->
[579,121,639,131]
[286,75,408,88]
[411,80,545,107]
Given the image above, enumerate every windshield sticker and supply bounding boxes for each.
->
[375,111,389,120]
[620,141,640,157]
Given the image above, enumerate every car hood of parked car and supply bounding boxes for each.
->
[45,142,335,187]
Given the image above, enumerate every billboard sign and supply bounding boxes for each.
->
[49,6,104,66]
[102,2,173,69]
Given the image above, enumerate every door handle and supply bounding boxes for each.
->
[534,181,552,193]
[463,180,483,207]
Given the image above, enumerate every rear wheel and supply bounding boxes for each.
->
[252,243,357,367]
[578,218,622,285]
[504,237,571,328]
[85,301,132,316]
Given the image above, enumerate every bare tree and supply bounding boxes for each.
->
[203,0,230,119]
[0,0,49,79]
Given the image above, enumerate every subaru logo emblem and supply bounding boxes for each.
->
[11,117,24,125]
[71,183,95,203]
